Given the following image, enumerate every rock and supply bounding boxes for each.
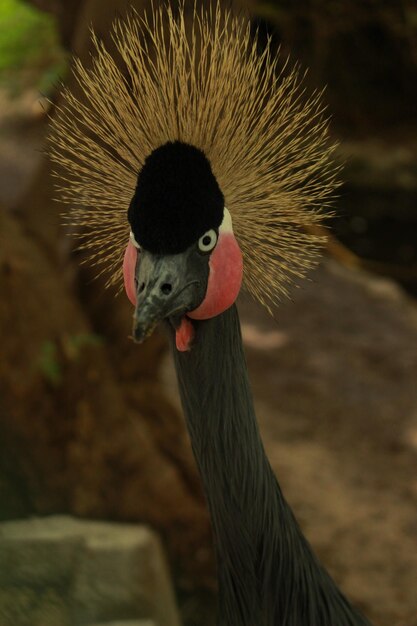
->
[89,622,155,626]
[0,516,81,587]
[249,0,417,134]
[70,522,180,626]
[0,516,181,626]
[337,140,417,194]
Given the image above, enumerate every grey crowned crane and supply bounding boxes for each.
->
[50,4,373,625]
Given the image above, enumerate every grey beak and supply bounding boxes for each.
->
[132,247,209,342]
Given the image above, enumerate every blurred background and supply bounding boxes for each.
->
[0,1,416,625]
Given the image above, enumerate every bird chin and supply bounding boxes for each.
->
[132,309,196,351]
[132,319,158,344]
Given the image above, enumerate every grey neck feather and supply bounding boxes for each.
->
[169,304,372,626]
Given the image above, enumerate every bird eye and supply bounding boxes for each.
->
[198,229,217,253]
[129,230,140,250]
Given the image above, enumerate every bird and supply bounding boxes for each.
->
[50,3,373,625]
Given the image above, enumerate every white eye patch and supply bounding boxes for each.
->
[219,207,233,234]
[129,230,140,249]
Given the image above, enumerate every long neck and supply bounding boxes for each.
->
[170,304,371,626]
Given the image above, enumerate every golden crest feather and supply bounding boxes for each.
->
[49,2,339,313]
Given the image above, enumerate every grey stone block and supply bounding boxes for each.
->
[0,516,82,586]
[0,517,181,626]
[89,622,155,626]
[70,522,180,626]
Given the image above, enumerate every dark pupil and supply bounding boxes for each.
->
[202,235,212,246]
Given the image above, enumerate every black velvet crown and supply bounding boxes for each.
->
[128,141,224,255]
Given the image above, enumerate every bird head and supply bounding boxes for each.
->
[123,141,243,350]
[50,4,339,351]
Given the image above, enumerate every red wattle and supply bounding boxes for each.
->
[123,240,138,306]
[188,232,243,320]
[176,316,195,351]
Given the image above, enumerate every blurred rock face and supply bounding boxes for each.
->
[0,211,213,591]
[254,0,417,288]
[251,0,417,135]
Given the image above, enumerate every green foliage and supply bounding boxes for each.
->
[37,340,62,386]
[0,0,67,94]
[64,332,104,359]
[36,334,103,386]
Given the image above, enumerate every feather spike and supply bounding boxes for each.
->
[50,2,339,312]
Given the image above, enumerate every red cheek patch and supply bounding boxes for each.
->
[123,240,138,306]
[188,232,243,320]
